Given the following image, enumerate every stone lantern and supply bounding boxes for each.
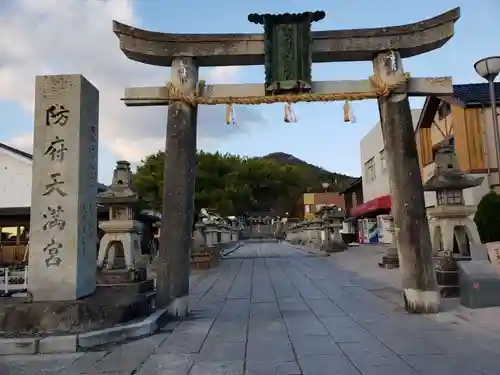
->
[274,217,286,241]
[423,142,483,296]
[378,214,399,269]
[97,161,145,282]
[320,206,347,252]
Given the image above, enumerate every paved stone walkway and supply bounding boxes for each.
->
[2,242,500,374]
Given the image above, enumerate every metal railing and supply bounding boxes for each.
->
[0,267,28,295]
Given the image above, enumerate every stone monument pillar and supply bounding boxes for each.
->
[97,161,145,281]
[28,74,99,302]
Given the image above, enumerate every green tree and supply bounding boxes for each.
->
[474,191,500,243]
[132,151,164,212]
[132,150,307,217]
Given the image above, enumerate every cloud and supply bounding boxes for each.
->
[0,0,265,162]
[3,133,33,153]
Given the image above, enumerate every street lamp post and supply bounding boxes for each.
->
[474,56,500,189]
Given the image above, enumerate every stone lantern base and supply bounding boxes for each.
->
[97,220,148,285]
[321,241,348,253]
[378,245,399,269]
[378,254,399,269]
[433,254,471,298]
[378,215,400,269]
[321,226,348,253]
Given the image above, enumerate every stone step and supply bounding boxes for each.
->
[96,279,154,294]
[439,284,460,298]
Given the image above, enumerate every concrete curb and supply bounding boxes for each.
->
[280,241,327,256]
[221,242,244,257]
[0,307,169,355]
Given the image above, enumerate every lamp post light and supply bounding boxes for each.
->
[321,182,330,192]
[474,56,500,189]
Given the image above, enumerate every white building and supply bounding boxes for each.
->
[0,142,107,210]
[360,81,500,210]
[355,110,421,244]
[0,143,33,208]
[360,109,422,203]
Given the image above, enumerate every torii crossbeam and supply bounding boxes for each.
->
[113,8,459,66]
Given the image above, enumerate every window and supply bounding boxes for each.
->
[437,191,445,205]
[379,149,387,173]
[364,157,376,182]
[438,102,451,120]
[437,189,463,205]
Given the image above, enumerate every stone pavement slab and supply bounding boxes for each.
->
[2,242,500,374]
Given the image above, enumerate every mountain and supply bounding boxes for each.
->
[260,152,357,192]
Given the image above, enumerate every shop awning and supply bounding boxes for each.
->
[349,195,391,218]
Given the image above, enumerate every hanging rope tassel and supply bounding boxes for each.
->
[343,100,351,122]
[348,100,356,123]
[225,104,236,126]
[284,102,297,123]
[344,100,351,122]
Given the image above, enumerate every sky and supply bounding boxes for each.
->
[0,0,499,184]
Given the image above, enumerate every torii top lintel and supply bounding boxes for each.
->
[112,7,459,67]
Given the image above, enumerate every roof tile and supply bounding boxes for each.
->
[453,82,500,105]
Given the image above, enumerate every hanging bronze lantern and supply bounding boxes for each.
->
[248,11,325,96]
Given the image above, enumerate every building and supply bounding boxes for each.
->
[356,109,422,218]
[352,109,421,244]
[0,142,33,210]
[352,82,500,244]
[0,141,108,220]
[338,177,363,243]
[301,192,345,220]
[339,177,363,215]
[0,142,108,265]
[359,121,389,204]
[0,142,160,266]
[415,82,500,207]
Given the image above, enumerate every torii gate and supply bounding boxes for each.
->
[113,8,460,316]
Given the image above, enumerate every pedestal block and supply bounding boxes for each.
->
[458,261,500,308]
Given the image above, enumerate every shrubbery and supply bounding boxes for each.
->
[474,191,500,243]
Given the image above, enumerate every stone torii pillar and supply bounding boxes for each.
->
[158,57,198,316]
[374,51,439,312]
[112,7,460,315]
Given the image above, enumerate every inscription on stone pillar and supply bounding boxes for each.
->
[28,74,99,302]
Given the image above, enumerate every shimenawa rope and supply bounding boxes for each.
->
[127,73,411,125]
